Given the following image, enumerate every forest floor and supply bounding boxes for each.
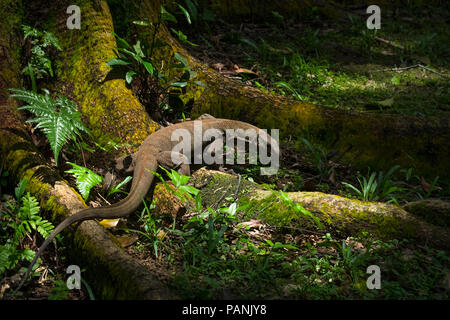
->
[2,2,450,300]
[181,3,449,117]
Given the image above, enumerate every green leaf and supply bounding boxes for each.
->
[160,5,177,23]
[133,40,145,58]
[112,32,133,50]
[275,81,303,101]
[240,38,260,52]
[132,20,151,26]
[65,162,103,201]
[20,193,40,219]
[125,71,137,84]
[180,185,199,196]
[142,61,154,75]
[106,58,131,66]
[170,81,187,88]
[184,0,198,21]
[170,28,198,46]
[194,80,208,88]
[15,178,28,201]
[174,52,188,67]
[390,76,401,85]
[177,4,191,24]
[108,176,132,197]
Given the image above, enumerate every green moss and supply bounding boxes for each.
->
[47,0,157,149]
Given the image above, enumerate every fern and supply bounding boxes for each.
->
[9,88,90,165]
[65,162,103,201]
[0,179,55,276]
[8,179,54,241]
[21,25,61,92]
[15,193,54,242]
[0,245,10,274]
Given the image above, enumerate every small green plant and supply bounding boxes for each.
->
[124,198,164,258]
[342,165,404,203]
[359,28,378,56]
[107,176,132,197]
[48,279,69,300]
[300,138,331,179]
[21,25,62,92]
[275,81,304,101]
[9,89,90,165]
[107,4,205,119]
[0,178,55,276]
[153,166,199,202]
[277,190,322,228]
[65,162,103,201]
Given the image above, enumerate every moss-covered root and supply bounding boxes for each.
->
[404,199,450,228]
[5,152,174,299]
[192,168,450,250]
[1,110,173,299]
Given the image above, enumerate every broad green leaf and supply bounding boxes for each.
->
[142,61,154,75]
[125,71,137,84]
[180,185,199,196]
[194,80,207,88]
[174,52,188,66]
[106,58,131,66]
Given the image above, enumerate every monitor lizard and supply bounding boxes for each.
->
[15,115,279,291]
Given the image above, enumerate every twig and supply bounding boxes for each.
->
[97,193,111,206]
[374,36,404,50]
[419,64,450,79]
[369,64,449,79]
[212,185,232,210]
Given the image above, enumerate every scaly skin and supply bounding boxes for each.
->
[16,117,278,291]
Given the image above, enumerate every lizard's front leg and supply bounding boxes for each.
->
[115,153,137,174]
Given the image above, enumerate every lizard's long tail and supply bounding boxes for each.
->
[15,158,157,293]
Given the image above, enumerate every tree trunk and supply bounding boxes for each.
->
[0,1,173,299]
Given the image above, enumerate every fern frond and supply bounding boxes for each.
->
[35,219,54,238]
[9,88,54,117]
[10,89,89,165]
[29,112,76,164]
[66,162,103,201]
[0,245,13,275]
[19,192,40,219]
